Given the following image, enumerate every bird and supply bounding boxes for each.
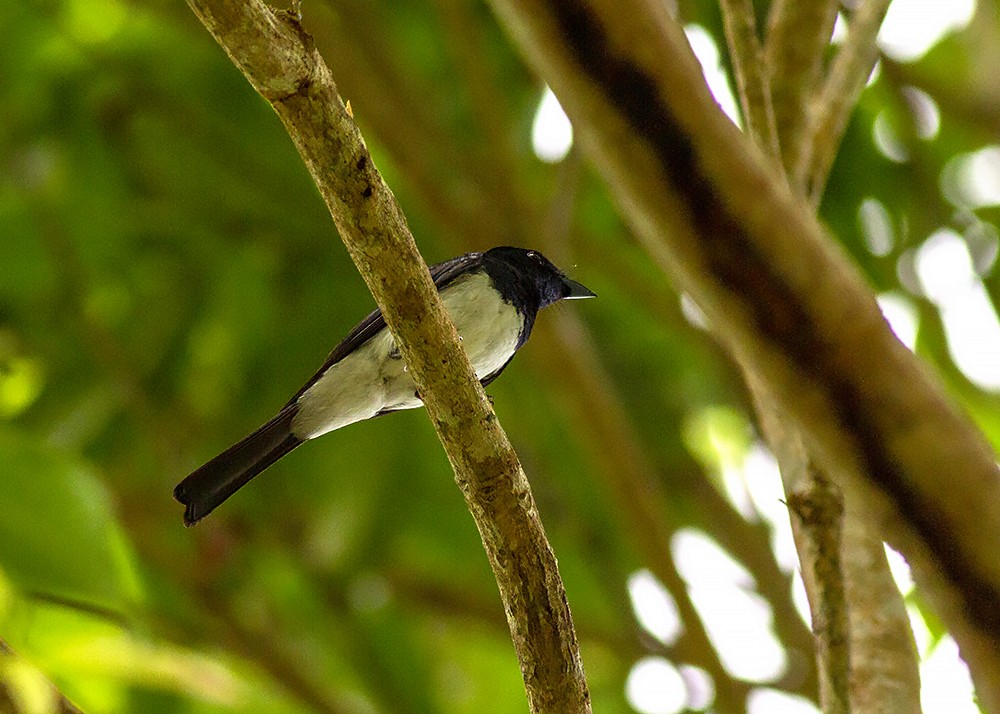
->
[173,246,595,525]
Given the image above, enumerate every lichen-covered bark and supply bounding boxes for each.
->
[185,1,590,710]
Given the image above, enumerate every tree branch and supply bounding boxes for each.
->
[763,0,839,185]
[751,329,919,712]
[787,469,851,714]
[805,0,894,202]
[485,0,1000,708]
[737,2,918,708]
[756,399,920,714]
[718,0,780,159]
[785,2,919,709]
[752,391,853,714]
[839,495,922,712]
[752,326,921,713]
[184,1,590,710]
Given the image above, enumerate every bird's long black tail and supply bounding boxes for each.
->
[174,406,303,526]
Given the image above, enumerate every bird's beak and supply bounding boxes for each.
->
[563,278,597,299]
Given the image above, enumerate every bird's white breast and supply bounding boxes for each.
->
[292,272,522,439]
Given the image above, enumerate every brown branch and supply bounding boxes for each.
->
[718,0,780,158]
[754,1,915,709]
[788,476,850,714]
[806,0,894,202]
[485,0,1000,708]
[184,1,590,711]
[763,0,839,185]
[752,370,921,714]
[839,495,922,712]
[755,396,852,714]
[723,10,857,703]
[784,3,918,709]
[755,384,921,713]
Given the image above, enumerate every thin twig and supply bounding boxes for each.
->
[718,0,780,158]
[763,0,839,185]
[184,2,590,711]
[805,0,894,202]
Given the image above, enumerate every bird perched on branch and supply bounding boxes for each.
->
[174,246,595,525]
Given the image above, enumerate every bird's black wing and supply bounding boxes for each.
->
[429,251,485,286]
[284,252,485,406]
[177,253,488,524]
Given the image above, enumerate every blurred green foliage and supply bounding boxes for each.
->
[2,0,999,711]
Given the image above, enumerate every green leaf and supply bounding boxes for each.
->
[0,429,138,613]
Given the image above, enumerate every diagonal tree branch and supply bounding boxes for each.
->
[485,0,1000,709]
[838,498,922,712]
[184,1,590,711]
[747,377,852,714]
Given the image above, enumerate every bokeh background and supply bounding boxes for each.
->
[1,0,998,711]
